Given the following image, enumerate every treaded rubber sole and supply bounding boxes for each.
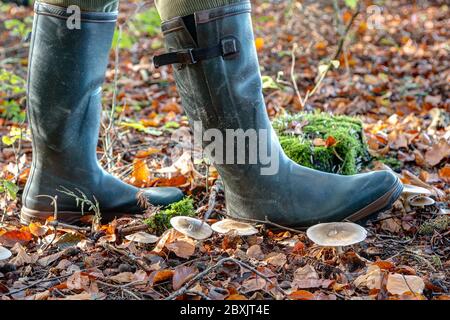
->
[20,207,128,226]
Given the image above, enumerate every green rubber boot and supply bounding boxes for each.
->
[154,1,403,228]
[21,2,183,225]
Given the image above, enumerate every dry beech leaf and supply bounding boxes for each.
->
[265,252,287,267]
[149,269,174,286]
[10,244,38,267]
[28,222,48,237]
[0,230,33,247]
[109,272,136,284]
[354,265,383,290]
[425,139,450,166]
[66,272,91,291]
[166,238,196,259]
[386,273,425,295]
[172,266,198,290]
[288,290,316,300]
[246,244,265,260]
[226,294,248,300]
[131,158,151,186]
[241,277,267,293]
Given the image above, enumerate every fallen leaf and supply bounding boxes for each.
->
[149,269,174,285]
[386,273,425,295]
[226,294,248,300]
[109,272,136,283]
[0,230,33,247]
[438,166,450,183]
[265,252,287,267]
[173,266,198,290]
[166,238,196,259]
[241,277,267,293]
[66,272,91,291]
[288,290,315,300]
[38,251,65,267]
[28,222,48,237]
[354,265,383,290]
[10,244,38,266]
[425,139,450,166]
[131,158,151,186]
[246,244,264,260]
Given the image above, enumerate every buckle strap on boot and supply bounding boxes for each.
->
[153,37,239,68]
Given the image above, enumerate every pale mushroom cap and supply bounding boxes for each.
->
[170,216,213,240]
[211,219,258,236]
[408,196,435,207]
[125,232,159,244]
[402,184,432,196]
[0,246,12,261]
[306,222,367,247]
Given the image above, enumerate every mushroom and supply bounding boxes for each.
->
[125,232,159,244]
[401,184,433,211]
[211,219,258,236]
[0,246,12,261]
[408,196,435,208]
[306,222,367,254]
[170,216,213,240]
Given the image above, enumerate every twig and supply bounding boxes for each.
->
[164,257,288,300]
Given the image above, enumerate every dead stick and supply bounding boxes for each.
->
[164,257,288,300]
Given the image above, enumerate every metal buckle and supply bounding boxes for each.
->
[176,48,197,65]
[221,38,238,57]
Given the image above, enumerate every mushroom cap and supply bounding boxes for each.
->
[211,219,258,236]
[170,216,213,240]
[125,232,159,244]
[402,184,432,197]
[306,222,367,247]
[408,196,435,207]
[0,246,12,261]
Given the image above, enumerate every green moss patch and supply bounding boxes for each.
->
[273,112,371,175]
[144,197,195,234]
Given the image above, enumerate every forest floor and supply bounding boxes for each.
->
[0,0,449,300]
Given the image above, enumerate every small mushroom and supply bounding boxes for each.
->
[125,232,159,244]
[401,184,433,211]
[306,222,367,254]
[211,219,258,236]
[0,246,12,261]
[408,196,435,208]
[170,216,213,240]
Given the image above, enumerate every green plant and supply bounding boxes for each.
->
[0,69,26,121]
[273,112,371,175]
[4,17,32,39]
[144,197,195,234]
[0,179,19,200]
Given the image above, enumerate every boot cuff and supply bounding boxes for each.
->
[34,1,118,21]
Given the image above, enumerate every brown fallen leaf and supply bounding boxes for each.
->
[10,244,38,267]
[425,139,450,166]
[131,158,151,187]
[241,277,267,293]
[0,230,33,247]
[149,269,174,286]
[173,266,198,290]
[288,290,316,300]
[226,294,248,300]
[265,252,287,267]
[28,222,48,237]
[386,273,425,295]
[438,166,450,183]
[354,265,383,290]
[66,271,91,291]
[246,244,265,260]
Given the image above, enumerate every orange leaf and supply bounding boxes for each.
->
[255,37,264,51]
[0,230,33,247]
[325,136,337,147]
[150,175,187,187]
[438,166,450,183]
[149,269,174,285]
[425,139,450,166]
[289,290,315,300]
[29,222,48,237]
[160,102,182,114]
[373,260,395,271]
[131,159,151,186]
[226,294,248,300]
[135,147,161,158]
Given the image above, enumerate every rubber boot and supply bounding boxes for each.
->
[21,2,183,225]
[154,1,403,228]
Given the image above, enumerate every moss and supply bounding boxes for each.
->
[273,112,371,175]
[144,197,195,234]
[418,216,449,235]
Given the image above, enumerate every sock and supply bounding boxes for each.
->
[154,0,246,21]
[38,0,118,12]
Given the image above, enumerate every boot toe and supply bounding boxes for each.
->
[144,187,184,206]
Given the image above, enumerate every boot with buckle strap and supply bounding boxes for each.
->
[154,0,403,228]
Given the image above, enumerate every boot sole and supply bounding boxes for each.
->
[345,176,403,224]
[20,207,126,226]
